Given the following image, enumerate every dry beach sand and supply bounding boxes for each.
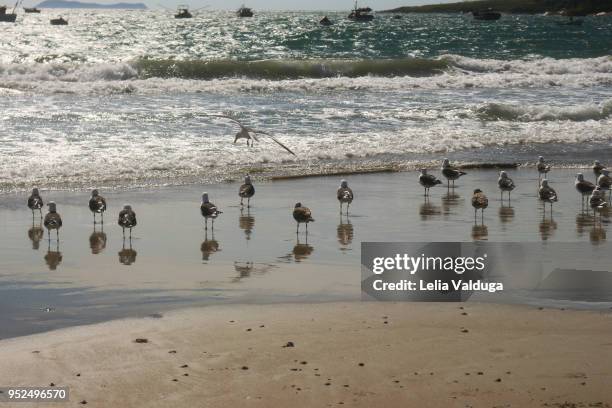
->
[1,301,611,408]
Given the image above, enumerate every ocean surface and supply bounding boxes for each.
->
[1,10,611,191]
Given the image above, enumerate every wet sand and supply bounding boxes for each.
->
[0,167,611,337]
[1,301,611,407]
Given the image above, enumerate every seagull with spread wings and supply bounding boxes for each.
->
[207,114,297,157]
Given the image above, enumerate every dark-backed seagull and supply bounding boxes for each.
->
[337,179,354,214]
[471,189,488,224]
[537,156,551,179]
[441,158,467,188]
[597,169,611,199]
[575,173,595,209]
[43,201,62,240]
[200,192,222,230]
[27,187,44,219]
[89,189,107,224]
[593,160,606,178]
[497,171,515,201]
[293,202,314,233]
[118,204,137,238]
[539,179,558,213]
[418,169,442,196]
[238,174,255,208]
[589,186,609,222]
[207,115,297,156]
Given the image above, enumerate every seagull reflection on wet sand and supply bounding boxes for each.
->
[419,197,441,220]
[291,234,314,262]
[119,238,137,265]
[238,208,255,241]
[441,190,463,217]
[232,261,276,283]
[337,214,354,249]
[471,224,488,241]
[28,222,44,250]
[201,230,220,261]
[89,223,107,255]
[44,240,62,271]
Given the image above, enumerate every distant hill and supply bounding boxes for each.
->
[384,0,612,15]
[36,0,147,9]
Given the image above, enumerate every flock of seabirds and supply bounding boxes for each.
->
[25,155,612,243]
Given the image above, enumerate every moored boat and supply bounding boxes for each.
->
[50,16,68,25]
[0,5,17,22]
[472,9,501,20]
[237,4,253,17]
[174,5,192,18]
[348,1,373,21]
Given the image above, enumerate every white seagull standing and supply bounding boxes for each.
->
[207,115,297,156]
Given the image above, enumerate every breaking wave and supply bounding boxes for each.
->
[0,55,611,94]
[476,99,612,122]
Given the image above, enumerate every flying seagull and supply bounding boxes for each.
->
[337,179,354,214]
[207,115,297,157]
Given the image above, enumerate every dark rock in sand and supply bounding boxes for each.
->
[180,364,188,368]
[358,363,364,366]
[495,378,502,382]
[241,366,249,370]
[168,350,177,354]
[49,383,55,386]
[134,338,148,343]
[283,341,295,348]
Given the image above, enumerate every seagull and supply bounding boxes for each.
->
[207,115,297,156]
[337,179,354,214]
[118,204,137,238]
[418,169,442,196]
[575,173,595,209]
[27,187,44,219]
[589,186,609,223]
[200,192,222,230]
[539,179,558,214]
[593,160,606,178]
[238,174,255,208]
[537,156,551,179]
[293,202,314,233]
[441,158,467,188]
[597,169,611,200]
[497,171,515,201]
[43,201,62,240]
[471,189,488,224]
[89,189,107,224]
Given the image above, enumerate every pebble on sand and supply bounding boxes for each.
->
[283,341,295,348]
[134,338,148,343]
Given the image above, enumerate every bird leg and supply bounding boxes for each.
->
[339,202,343,215]
[296,222,299,234]
[122,227,125,239]
[101,212,104,224]
[240,197,244,207]
[346,202,350,215]
[247,197,251,208]
[205,218,208,231]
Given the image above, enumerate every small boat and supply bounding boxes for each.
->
[174,5,192,18]
[472,9,501,20]
[556,18,583,25]
[319,15,332,26]
[50,16,68,25]
[24,6,40,12]
[237,4,253,17]
[348,1,373,21]
[0,5,17,22]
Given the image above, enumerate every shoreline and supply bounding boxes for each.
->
[1,301,611,407]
